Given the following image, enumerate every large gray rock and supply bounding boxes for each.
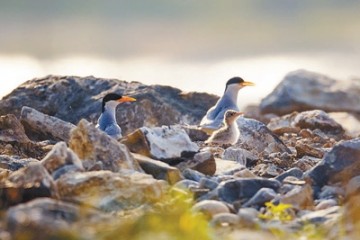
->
[305,138,360,187]
[56,170,166,211]
[260,70,360,115]
[236,117,291,154]
[0,75,218,135]
[121,125,199,164]
[69,119,142,172]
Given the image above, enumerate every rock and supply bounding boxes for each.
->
[182,168,206,182]
[275,167,303,182]
[52,164,84,180]
[242,188,277,208]
[253,163,281,178]
[295,142,325,158]
[20,106,76,142]
[40,141,83,174]
[305,138,360,187]
[281,184,313,209]
[329,112,360,137]
[227,230,276,240]
[345,175,360,198]
[183,125,209,142]
[0,155,38,171]
[121,125,199,164]
[192,200,230,219]
[6,198,97,238]
[293,110,344,135]
[315,199,338,210]
[176,151,216,176]
[267,112,300,135]
[173,179,200,190]
[217,178,281,204]
[222,147,259,166]
[69,119,142,172]
[260,69,360,115]
[210,213,240,227]
[319,185,345,200]
[199,178,219,190]
[237,208,259,225]
[0,114,30,143]
[234,169,258,178]
[299,206,341,224]
[132,153,182,184]
[215,158,245,175]
[294,156,321,172]
[1,163,57,208]
[236,117,291,154]
[56,170,166,211]
[0,75,217,135]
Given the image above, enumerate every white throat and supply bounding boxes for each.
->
[104,101,119,117]
[224,84,242,103]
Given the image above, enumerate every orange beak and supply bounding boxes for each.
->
[118,96,136,103]
[240,81,255,86]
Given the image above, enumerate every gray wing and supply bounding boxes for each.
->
[200,97,239,130]
[104,124,122,139]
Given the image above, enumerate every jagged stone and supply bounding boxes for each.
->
[305,138,360,187]
[1,163,57,208]
[41,141,83,174]
[0,114,30,143]
[242,188,277,208]
[222,147,259,166]
[275,167,303,182]
[69,119,142,172]
[0,155,38,171]
[267,112,300,135]
[56,170,166,211]
[176,151,216,176]
[121,125,199,164]
[132,153,182,184]
[281,184,314,209]
[236,117,291,154]
[20,106,76,141]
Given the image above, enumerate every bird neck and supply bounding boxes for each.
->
[103,105,117,120]
[224,85,241,104]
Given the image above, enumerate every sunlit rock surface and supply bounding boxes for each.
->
[260,69,360,115]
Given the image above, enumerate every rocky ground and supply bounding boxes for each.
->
[1,70,360,239]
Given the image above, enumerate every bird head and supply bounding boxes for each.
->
[225,77,255,92]
[102,93,136,112]
[224,110,243,124]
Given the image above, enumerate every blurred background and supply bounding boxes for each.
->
[1,0,360,108]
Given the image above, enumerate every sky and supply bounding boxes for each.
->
[1,0,360,107]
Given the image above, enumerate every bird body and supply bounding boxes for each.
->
[96,93,136,140]
[200,77,254,133]
[205,110,242,145]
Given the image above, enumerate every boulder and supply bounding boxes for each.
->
[242,188,277,208]
[69,119,142,172]
[222,147,258,166]
[260,69,360,115]
[217,178,281,204]
[121,125,199,164]
[275,167,303,182]
[298,206,341,224]
[305,138,360,187]
[56,170,166,211]
[0,75,217,135]
[236,117,291,154]
[281,184,314,209]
